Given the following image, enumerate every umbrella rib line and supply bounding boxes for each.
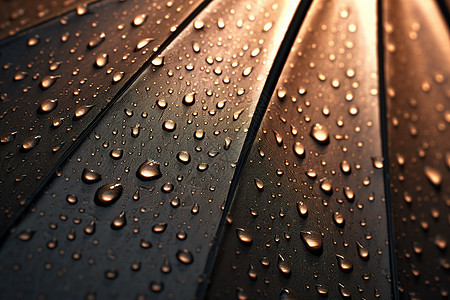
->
[0,0,213,241]
[195,0,314,298]
[377,0,400,298]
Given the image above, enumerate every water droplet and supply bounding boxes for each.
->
[150,280,163,293]
[315,284,328,296]
[254,178,264,191]
[333,212,345,227]
[111,211,126,230]
[297,201,308,217]
[136,160,162,181]
[236,228,253,244]
[40,75,60,90]
[112,71,124,83]
[177,151,191,164]
[263,22,273,32]
[21,135,41,152]
[74,105,93,119]
[340,160,351,174]
[183,92,196,106]
[17,229,35,241]
[310,123,329,145]
[82,168,102,184]
[38,98,58,114]
[336,254,353,272]
[277,254,291,276]
[293,142,305,158]
[242,67,253,77]
[94,183,123,206]
[194,129,205,140]
[273,131,283,146]
[193,19,204,30]
[132,14,147,27]
[161,182,174,193]
[320,179,333,195]
[14,71,27,81]
[135,38,154,51]
[176,249,193,264]
[95,53,108,68]
[151,56,164,66]
[84,221,96,235]
[162,120,176,132]
[87,32,105,49]
[224,137,232,150]
[1,131,17,144]
[371,157,384,169]
[217,17,225,29]
[152,223,167,233]
[110,148,123,160]
[300,230,323,252]
[66,194,78,205]
[424,165,442,187]
[339,283,351,298]
[344,187,354,201]
[356,241,369,260]
[27,36,39,47]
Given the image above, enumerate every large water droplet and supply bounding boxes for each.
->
[254,178,264,191]
[95,53,108,68]
[356,241,369,260]
[277,254,291,276]
[177,151,191,164]
[132,14,147,27]
[183,92,196,106]
[94,183,123,206]
[236,228,253,245]
[336,254,353,272]
[135,38,154,51]
[74,105,93,119]
[38,98,58,114]
[424,165,442,187]
[1,131,17,144]
[136,160,162,181]
[82,168,102,184]
[293,141,305,158]
[310,123,329,145]
[40,75,60,90]
[152,223,167,233]
[21,135,41,152]
[300,230,323,252]
[297,201,308,217]
[176,249,193,264]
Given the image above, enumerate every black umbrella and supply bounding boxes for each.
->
[0,0,448,299]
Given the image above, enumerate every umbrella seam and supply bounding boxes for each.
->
[377,0,400,298]
[195,0,314,298]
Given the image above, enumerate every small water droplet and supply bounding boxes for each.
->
[177,151,191,164]
[112,71,124,83]
[0,131,17,144]
[17,229,35,241]
[87,32,105,49]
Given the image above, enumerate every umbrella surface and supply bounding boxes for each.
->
[0,0,448,299]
